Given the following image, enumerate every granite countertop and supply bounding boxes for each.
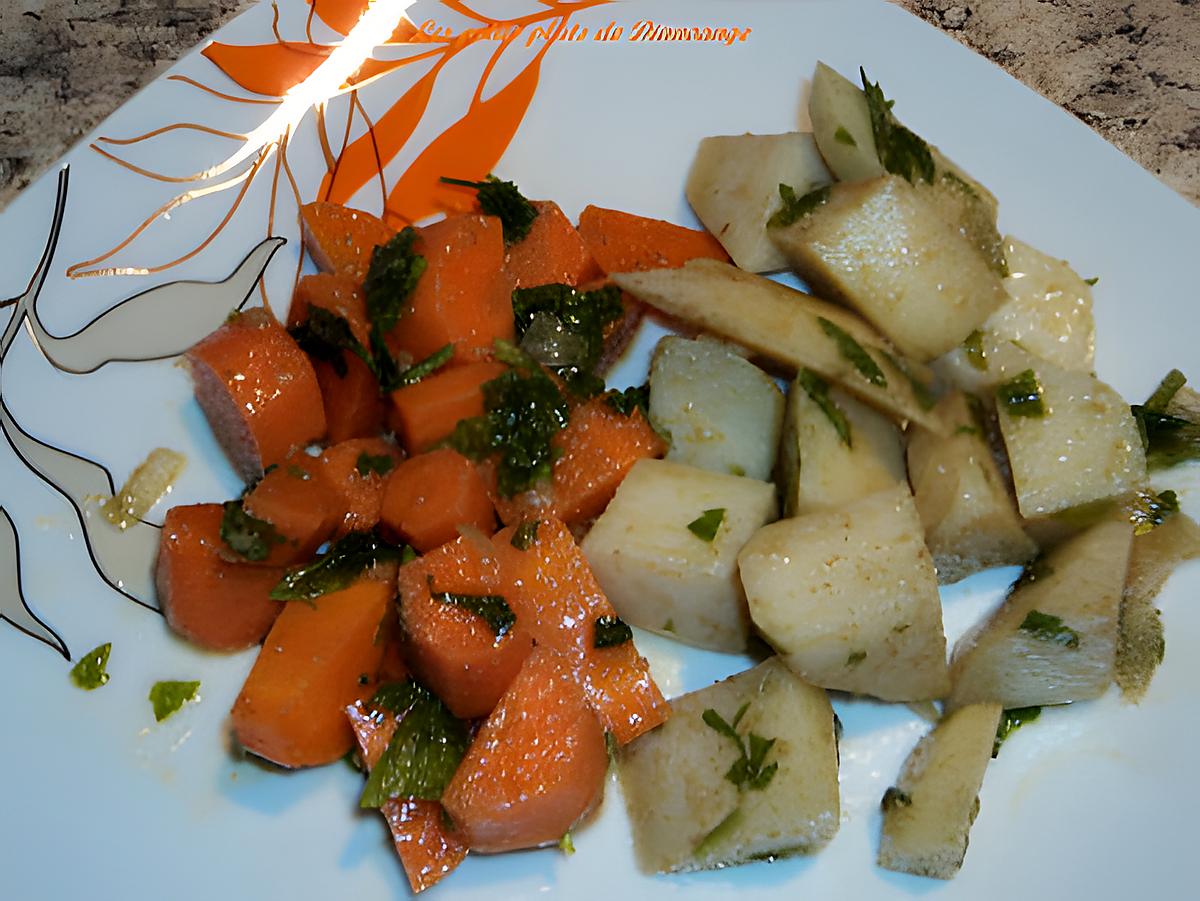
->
[0,0,1196,209]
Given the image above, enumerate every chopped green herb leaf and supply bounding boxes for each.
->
[356,451,395,478]
[364,227,426,336]
[768,183,832,229]
[604,384,650,417]
[992,705,1042,757]
[687,507,726,542]
[439,175,538,244]
[512,283,623,396]
[1144,369,1187,414]
[860,68,936,184]
[880,786,913,811]
[594,615,633,649]
[1019,610,1080,649]
[510,518,540,550]
[1134,406,1200,469]
[955,424,980,436]
[559,832,575,855]
[701,705,779,793]
[286,464,310,480]
[996,369,1046,418]
[149,680,200,722]
[797,368,852,446]
[288,306,368,379]
[728,464,746,477]
[271,530,405,602]
[604,730,619,765]
[1129,489,1180,536]
[360,680,470,807]
[834,125,857,147]
[818,317,886,387]
[1084,276,1099,287]
[431,585,516,638]
[220,500,285,562]
[70,642,112,690]
[393,343,454,390]
[662,618,676,633]
[400,545,418,565]
[846,650,867,667]
[881,350,937,409]
[962,329,988,371]
[694,807,744,857]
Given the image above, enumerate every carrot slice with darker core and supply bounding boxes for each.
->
[389,360,506,455]
[380,449,496,553]
[576,204,730,274]
[318,437,404,537]
[398,535,533,719]
[505,200,602,289]
[300,202,397,282]
[185,308,326,481]
[493,517,669,745]
[242,449,339,565]
[155,504,285,651]
[442,646,607,853]
[231,574,392,768]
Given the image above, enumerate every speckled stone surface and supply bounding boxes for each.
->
[1,0,1196,208]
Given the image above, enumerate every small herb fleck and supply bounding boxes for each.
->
[992,705,1042,757]
[834,125,858,147]
[996,369,1046,418]
[149,680,200,722]
[797,368,852,446]
[662,618,676,633]
[439,175,538,244]
[701,705,779,792]
[881,350,937,410]
[1084,277,1099,286]
[846,650,867,667]
[510,518,540,550]
[593,615,633,649]
[356,451,394,478]
[287,306,367,379]
[955,424,980,436]
[559,832,575,855]
[604,730,620,765]
[271,530,406,602]
[1129,489,1180,536]
[1019,610,1080,649]
[768,183,832,229]
[728,464,746,477]
[604,384,650,417]
[431,584,516,638]
[219,500,285,562]
[286,464,310,480]
[962,329,988,371]
[694,807,744,857]
[880,786,913,811]
[818,317,886,387]
[394,343,454,389]
[70,642,112,690]
[687,507,726,542]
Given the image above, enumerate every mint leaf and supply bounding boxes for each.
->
[687,508,726,542]
[70,643,112,691]
[593,615,633,649]
[768,183,831,229]
[818,317,886,387]
[860,68,935,184]
[440,175,538,244]
[1019,610,1080,648]
[271,530,405,602]
[149,680,200,722]
[431,586,516,638]
[797,368,851,446]
[220,500,285,562]
[996,369,1045,418]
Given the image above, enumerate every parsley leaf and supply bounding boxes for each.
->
[701,705,779,792]
[860,68,936,184]
[604,384,650,417]
[767,183,831,229]
[992,705,1042,757]
[431,584,516,638]
[846,650,867,667]
[270,530,406,602]
[996,369,1046,418]
[356,451,395,478]
[687,508,726,542]
[818,317,886,387]
[70,642,112,690]
[393,343,454,391]
[797,368,852,446]
[149,680,200,722]
[510,518,540,550]
[962,329,988,371]
[1019,610,1080,648]
[593,615,633,649]
[219,500,285,562]
[439,175,538,244]
[512,283,623,397]
[364,227,426,336]
[834,125,857,147]
[288,306,369,379]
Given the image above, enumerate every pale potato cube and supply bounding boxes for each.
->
[809,61,885,183]
[949,518,1132,708]
[580,458,776,651]
[770,175,1007,361]
[618,657,839,873]
[779,371,906,516]
[686,132,830,272]
[739,484,950,701]
[907,392,1037,583]
[878,702,1002,880]
[649,336,785,481]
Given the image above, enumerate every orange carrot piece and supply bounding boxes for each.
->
[505,200,602,289]
[493,517,668,745]
[384,799,469,894]
[287,272,372,344]
[442,646,607,853]
[380,449,496,553]
[397,535,533,719]
[318,437,404,537]
[185,308,326,481]
[576,204,730,274]
[155,504,285,651]
[389,360,506,455]
[231,574,392,767]
[385,214,513,365]
[347,699,399,772]
[300,202,397,283]
[242,449,340,565]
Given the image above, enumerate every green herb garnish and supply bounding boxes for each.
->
[1129,489,1180,536]
[955,424,980,436]
[356,451,395,478]
[1135,407,1200,469]
[881,350,938,410]
[834,125,857,147]
[1084,277,1099,286]
[510,518,540,550]
[860,68,936,184]
[996,369,1046,418]
[271,530,405,602]
[70,642,112,690]
[594,615,633,649]
[694,807,744,857]
[768,183,832,228]
[604,383,650,417]
[992,705,1042,757]
[288,306,368,378]
[149,680,200,722]
[512,283,623,397]
[559,832,576,855]
[846,650,867,667]
[364,227,426,336]
[219,500,285,562]
[962,329,988,371]
[395,343,454,389]
[360,680,470,807]
[1019,610,1080,649]
[431,585,516,638]
[439,175,538,244]
[687,507,726,542]
[880,786,912,811]
[663,618,676,633]
[797,368,852,446]
[818,317,886,387]
[701,704,779,792]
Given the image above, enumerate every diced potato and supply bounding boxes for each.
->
[769,175,1007,361]
[649,336,785,481]
[949,518,1132,708]
[878,702,1002,880]
[921,174,1006,277]
[618,657,839,873]
[907,392,1037,583]
[809,61,885,183]
[987,342,1147,517]
[612,260,943,432]
[580,458,776,651]
[739,484,950,701]
[779,371,905,516]
[686,132,831,272]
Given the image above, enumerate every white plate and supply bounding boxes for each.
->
[1,1,1198,899]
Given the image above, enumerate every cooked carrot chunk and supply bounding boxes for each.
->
[576,204,729,274]
[505,200,602,289]
[380,449,496,553]
[242,449,339,565]
[389,360,506,455]
[318,437,404,536]
[300,202,397,282]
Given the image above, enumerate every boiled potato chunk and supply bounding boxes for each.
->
[612,260,943,432]
[809,61,885,183]
[618,657,839,873]
[779,371,906,516]
[649,336,785,481]
[878,702,1002,880]
[580,458,776,651]
[686,132,830,272]
[907,392,1037,583]
[739,484,950,701]
[770,175,1007,361]
[989,343,1147,517]
[949,518,1132,708]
